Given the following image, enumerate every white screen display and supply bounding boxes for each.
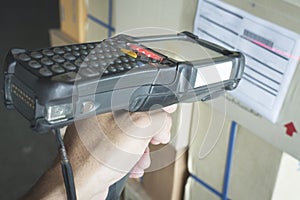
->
[194,61,233,88]
[142,39,223,62]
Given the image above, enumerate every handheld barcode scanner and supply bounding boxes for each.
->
[1,31,245,200]
[2,31,244,133]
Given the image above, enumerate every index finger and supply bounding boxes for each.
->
[162,104,177,113]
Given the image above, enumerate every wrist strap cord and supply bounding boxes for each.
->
[54,129,77,200]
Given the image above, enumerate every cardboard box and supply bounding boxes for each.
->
[114,0,198,33]
[188,101,232,193]
[123,179,151,200]
[271,153,300,200]
[186,110,300,200]
[49,29,76,46]
[59,0,87,42]
[142,144,188,200]
[184,177,221,200]
[85,17,112,42]
[187,102,283,200]
[59,0,114,42]
[59,0,198,42]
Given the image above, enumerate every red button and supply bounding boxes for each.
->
[129,44,163,61]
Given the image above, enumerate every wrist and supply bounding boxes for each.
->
[63,124,110,198]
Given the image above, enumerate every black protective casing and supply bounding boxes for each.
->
[2,32,245,133]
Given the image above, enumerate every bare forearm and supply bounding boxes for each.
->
[23,125,111,200]
[22,108,173,199]
[22,160,64,200]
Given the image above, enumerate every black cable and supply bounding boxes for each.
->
[54,129,77,200]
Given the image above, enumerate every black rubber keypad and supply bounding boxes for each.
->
[52,55,65,63]
[53,48,65,54]
[41,57,54,66]
[28,60,42,69]
[30,52,43,59]
[39,67,53,77]
[51,64,65,73]
[42,49,54,56]
[14,36,152,81]
[18,53,31,61]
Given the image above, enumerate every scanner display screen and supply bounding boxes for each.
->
[141,39,233,88]
[141,39,223,62]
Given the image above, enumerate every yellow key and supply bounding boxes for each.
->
[121,48,137,58]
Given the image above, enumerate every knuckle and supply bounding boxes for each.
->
[130,111,149,121]
[129,111,151,128]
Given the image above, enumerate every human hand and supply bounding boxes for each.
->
[129,105,177,178]
[23,105,177,200]
[69,105,177,199]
